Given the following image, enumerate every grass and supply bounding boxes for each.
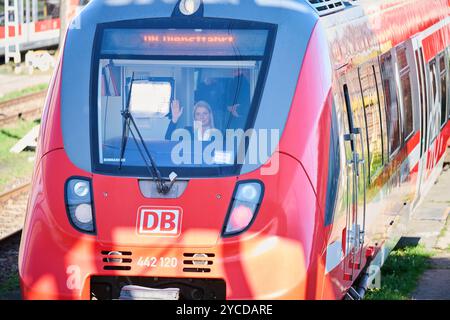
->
[0,83,48,103]
[0,119,38,193]
[438,224,448,239]
[365,246,433,300]
[0,274,20,299]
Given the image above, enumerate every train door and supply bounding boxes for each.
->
[412,39,429,204]
[341,79,367,282]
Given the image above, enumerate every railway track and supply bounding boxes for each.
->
[0,106,42,126]
[0,91,46,126]
[0,91,46,110]
[0,183,30,242]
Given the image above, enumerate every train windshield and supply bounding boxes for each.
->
[95,25,275,178]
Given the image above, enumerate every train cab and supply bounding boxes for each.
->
[17,0,450,300]
[18,0,332,300]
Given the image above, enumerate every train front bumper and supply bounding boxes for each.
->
[20,231,309,300]
[19,149,319,300]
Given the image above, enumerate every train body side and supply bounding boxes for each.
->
[321,0,450,298]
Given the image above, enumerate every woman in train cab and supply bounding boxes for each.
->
[194,70,251,131]
[165,99,217,141]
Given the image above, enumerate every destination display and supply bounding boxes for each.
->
[101,28,269,57]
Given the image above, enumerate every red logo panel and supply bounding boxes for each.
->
[137,207,182,237]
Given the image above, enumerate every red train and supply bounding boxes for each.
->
[0,0,89,60]
[19,0,450,300]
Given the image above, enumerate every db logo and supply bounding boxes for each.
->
[137,207,182,237]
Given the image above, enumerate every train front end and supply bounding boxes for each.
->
[19,0,334,300]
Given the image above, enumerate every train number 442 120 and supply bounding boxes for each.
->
[137,256,178,268]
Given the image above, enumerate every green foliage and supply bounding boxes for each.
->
[0,119,37,193]
[0,83,48,103]
[0,274,20,299]
[365,246,432,300]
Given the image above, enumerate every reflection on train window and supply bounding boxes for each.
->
[430,60,437,102]
[440,54,446,74]
[429,59,440,142]
[415,48,429,158]
[95,27,272,173]
[359,63,384,181]
[380,53,401,156]
[439,54,447,126]
[447,49,450,119]
[400,73,414,138]
[373,63,389,163]
[442,74,447,125]
[415,50,425,124]
[396,47,408,70]
[396,46,414,140]
[38,0,60,21]
[129,79,173,118]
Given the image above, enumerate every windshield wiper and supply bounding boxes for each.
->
[118,74,177,194]
[118,73,135,171]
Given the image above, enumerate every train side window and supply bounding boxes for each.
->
[0,0,26,26]
[0,1,13,26]
[397,47,408,70]
[380,52,401,156]
[0,1,4,26]
[415,49,425,131]
[415,50,425,112]
[439,53,447,126]
[415,47,429,158]
[447,48,450,119]
[430,60,437,102]
[400,73,414,137]
[37,0,60,21]
[397,46,414,140]
[429,59,439,142]
[440,54,446,74]
[358,63,384,181]
[373,62,389,164]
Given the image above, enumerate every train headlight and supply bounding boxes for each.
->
[73,181,90,197]
[222,181,264,237]
[238,184,259,202]
[65,178,96,234]
[179,0,201,15]
[74,204,94,224]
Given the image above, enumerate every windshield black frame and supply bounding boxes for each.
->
[90,17,277,179]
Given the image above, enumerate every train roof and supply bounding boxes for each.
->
[74,0,450,21]
[75,0,319,25]
[318,0,449,68]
